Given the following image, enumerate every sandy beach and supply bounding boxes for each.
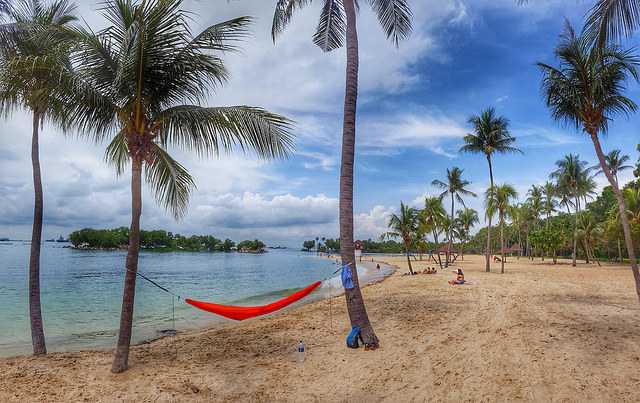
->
[2,254,640,402]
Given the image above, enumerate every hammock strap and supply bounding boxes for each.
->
[127,268,182,300]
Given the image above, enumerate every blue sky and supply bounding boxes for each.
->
[1,0,639,245]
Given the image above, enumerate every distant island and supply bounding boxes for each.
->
[69,227,266,253]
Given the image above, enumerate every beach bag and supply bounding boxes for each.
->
[346,326,363,349]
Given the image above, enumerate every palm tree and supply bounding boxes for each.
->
[272,0,412,349]
[386,202,418,274]
[527,185,543,258]
[421,196,447,268]
[593,149,632,184]
[432,167,477,267]
[550,154,592,267]
[43,0,294,372]
[456,208,479,260]
[461,108,521,272]
[486,184,518,274]
[0,0,78,356]
[542,181,557,228]
[539,23,640,301]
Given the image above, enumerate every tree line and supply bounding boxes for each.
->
[68,227,266,252]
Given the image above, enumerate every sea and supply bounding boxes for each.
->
[0,241,391,357]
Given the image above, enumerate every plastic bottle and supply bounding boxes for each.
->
[296,341,305,363]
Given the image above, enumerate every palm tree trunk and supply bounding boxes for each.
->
[517,227,521,260]
[589,132,640,302]
[500,218,505,274]
[339,0,378,348]
[446,193,454,268]
[572,196,579,267]
[618,238,623,263]
[405,246,414,275]
[29,110,46,356]
[112,156,143,373]
[432,230,443,269]
[485,156,494,272]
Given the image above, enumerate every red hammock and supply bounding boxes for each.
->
[185,281,321,321]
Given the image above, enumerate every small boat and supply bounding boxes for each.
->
[55,235,69,243]
[0,238,9,242]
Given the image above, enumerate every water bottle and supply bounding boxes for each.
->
[296,341,305,363]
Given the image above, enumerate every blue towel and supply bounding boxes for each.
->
[341,263,355,290]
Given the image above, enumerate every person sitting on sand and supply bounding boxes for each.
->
[448,268,465,285]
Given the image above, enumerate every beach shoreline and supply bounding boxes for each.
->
[2,254,640,402]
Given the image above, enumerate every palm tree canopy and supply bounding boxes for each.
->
[386,202,418,243]
[0,0,78,116]
[15,0,295,219]
[431,167,477,206]
[538,22,639,136]
[272,0,413,52]
[593,149,632,177]
[542,181,558,216]
[420,196,447,234]
[486,184,518,222]
[550,154,592,196]
[460,107,521,158]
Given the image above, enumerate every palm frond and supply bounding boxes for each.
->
[145,142,196,220]
[366,0,412,46]
[155,105,295,159]
[272,0,313,42]
[104,129,129,176]
[313,0,345,52]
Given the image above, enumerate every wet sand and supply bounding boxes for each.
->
[1,255,640,402]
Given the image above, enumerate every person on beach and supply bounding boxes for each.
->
[448,268,465,285]
[376,264,380,270]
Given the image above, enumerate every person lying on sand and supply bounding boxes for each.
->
[448,268,465,285]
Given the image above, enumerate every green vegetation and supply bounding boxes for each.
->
[69,227,252,253]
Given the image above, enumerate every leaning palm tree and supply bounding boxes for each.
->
[461,108,521,272]
[41,0,294,372]
[593,149,632,184]
[421,196,447,268]
[0,0,78,356]
[272,0,412,349]
[539,23,640,301]
[432,167,477,267]
[456,208,479,260]
[486,184,518,274]
[386,202,418,274]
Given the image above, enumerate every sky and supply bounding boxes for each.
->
[1,0,639,246]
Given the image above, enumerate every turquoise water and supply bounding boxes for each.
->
[0,242,389,357]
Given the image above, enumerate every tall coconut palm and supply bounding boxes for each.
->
[0,0,78,356]
[421,196,447,268]
[272,0,412,349]
[486,184,518,274]
[550,154,592,267]
[40,0,294,372]
[593,149,632,183]
[539,23,640,301]
[461,108,521,272]
[386,202,418,274]
[456,208,479,260]
[432,167,477,267]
